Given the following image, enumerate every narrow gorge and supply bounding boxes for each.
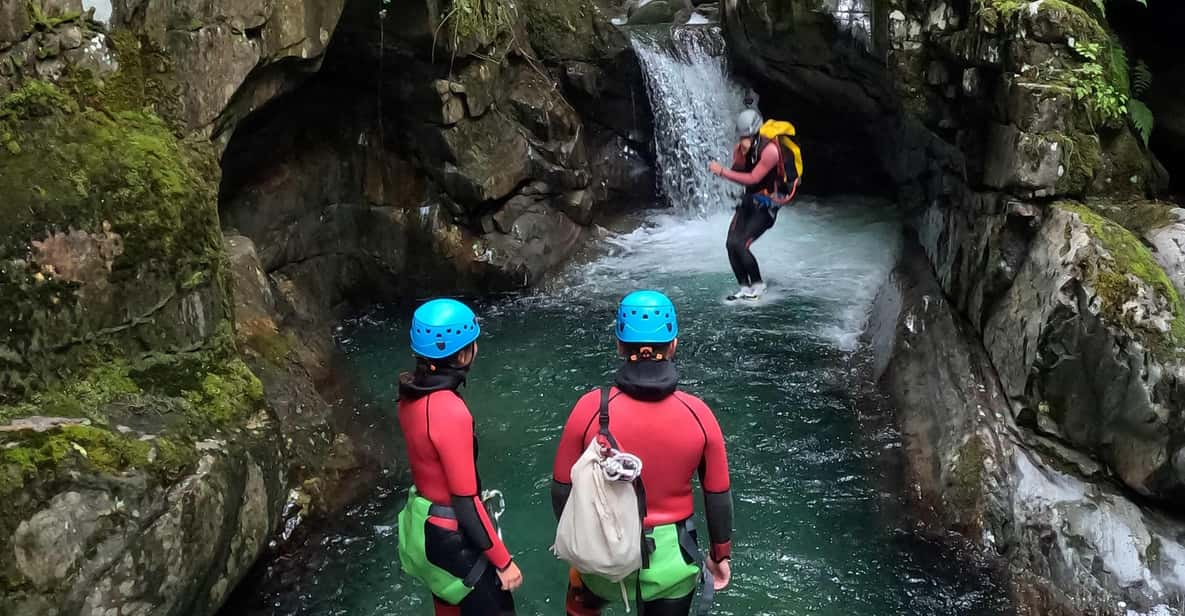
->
[1,0,1185,614]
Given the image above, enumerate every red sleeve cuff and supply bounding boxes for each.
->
[710,541,731,562]
[486,544,512,570]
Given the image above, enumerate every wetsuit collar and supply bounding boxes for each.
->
[398,364,469,400]
[615,359,678,402]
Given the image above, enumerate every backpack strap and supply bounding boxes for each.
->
[598,387,620,450]
[598,387,653,570]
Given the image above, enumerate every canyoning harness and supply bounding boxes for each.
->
[398,488,489,604]
[481,489,507,539]
[555,389,716,615]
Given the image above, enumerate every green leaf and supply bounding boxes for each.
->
[1129,99,1155,146]
[1107,37,1130,96]
[1090,0,1106,16]
[1132,60,1153,97]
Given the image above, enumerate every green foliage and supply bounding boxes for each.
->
[0,79,223,398]
[1068,40,1129,127]
[181,358,264,428]
[1129,99,1154,146]
[0,361,139,424]
[443,0,517,47]
[1132,60,1153,97]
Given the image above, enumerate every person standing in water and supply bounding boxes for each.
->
[396,298,523,616]
[709,109,801,300]
[552,290,734,615]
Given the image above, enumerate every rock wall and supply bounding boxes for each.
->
[874,245,1185,615]
[217,0,654,343]
[1,0,655,613]
[727,0,1185,613]
[0,1,364,613]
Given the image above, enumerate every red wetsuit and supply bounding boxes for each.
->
[552,386,733,562]
[399,388,512,570]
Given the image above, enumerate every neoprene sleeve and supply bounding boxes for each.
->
[720,141,779,186]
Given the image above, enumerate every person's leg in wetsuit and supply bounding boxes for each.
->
[432,565,514,616]
[725,195,776,292]
[566,578,694,616]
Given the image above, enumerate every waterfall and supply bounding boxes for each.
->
[627,26,747,215]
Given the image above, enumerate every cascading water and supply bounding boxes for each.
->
[226,25,1011,616]
[628,26,747,214]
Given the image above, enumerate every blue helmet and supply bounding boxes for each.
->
[410,298,480,359]
[616,290,678,344]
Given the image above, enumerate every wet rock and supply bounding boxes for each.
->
[1006,80,1072,134]
[480,196,584,285]
[984,204,1183,501]
[0,0,32,47]
[0,416,91,433]
[1148,222,1185,300]
[167,24,260,131]
[876,241,1185,615]
[982,124,1061,194]
[13,491,116,590]
[456,59,501,117]
[629,0,678,25]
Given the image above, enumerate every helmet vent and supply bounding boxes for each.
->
[642,314,649,319]
[436,342,446,350]
[667,324,673,332]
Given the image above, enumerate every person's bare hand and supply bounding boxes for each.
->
[708,161,724,176]
[706,558,731,591]
[497,561,524,592]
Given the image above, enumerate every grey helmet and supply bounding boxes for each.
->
[736,109,764,138]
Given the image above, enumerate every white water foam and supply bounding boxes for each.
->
[556,197,901,352]
[629,27,747,215]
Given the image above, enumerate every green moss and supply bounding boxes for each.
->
[182,358,264,428]
[948,436,987,516]
[0,425,150,495]
[1055,131,1102,195]
[1057,201,1185,352]
[25,2,82,30]
[0,360,139,424]
[243,330,295,366]
[0,80,222,398]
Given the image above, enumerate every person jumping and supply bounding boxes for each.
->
[709,109,801,300]
[551,290,734,616]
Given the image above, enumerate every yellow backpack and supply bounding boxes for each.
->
[758,120,804,189]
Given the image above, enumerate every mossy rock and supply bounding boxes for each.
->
[0,78,225,398]
[520,0,623,62]
[1054,130,1102,196]
[997,0,1106,46]
[1056,201,1185,353]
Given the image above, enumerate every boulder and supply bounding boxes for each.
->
[480,196,584,285]
[982,124,1063,195]
[0,0,32,47]
[1149,220,1185,301]
[628,0,678,25]
[876,242,1185,615]
[984,203,1185,502]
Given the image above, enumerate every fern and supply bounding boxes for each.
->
[1129,99,1154,146]
[1089,0,1106,16]
[1132,60,1153,98]
[1107,36,1130,97]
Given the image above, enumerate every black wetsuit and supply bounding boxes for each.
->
[722,139,797,288]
